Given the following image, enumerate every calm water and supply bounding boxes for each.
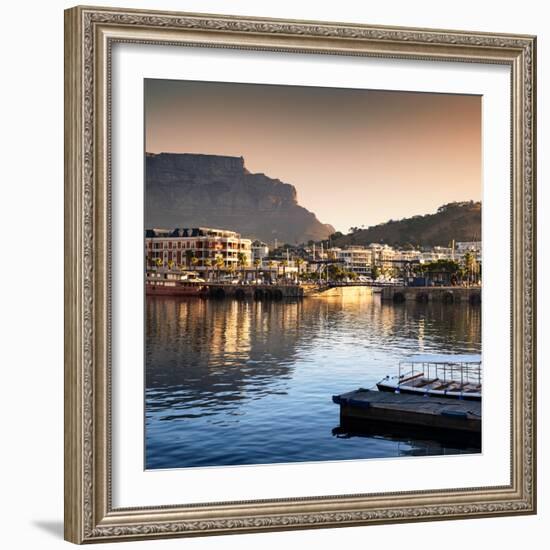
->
[145,289,481,469]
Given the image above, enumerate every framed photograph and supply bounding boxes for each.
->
[64,5,537,544]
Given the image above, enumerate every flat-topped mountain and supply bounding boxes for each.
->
[145,153,334,244]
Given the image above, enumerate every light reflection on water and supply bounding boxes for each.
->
[145,288,481,469]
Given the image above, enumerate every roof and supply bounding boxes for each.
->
[402,353,482,364]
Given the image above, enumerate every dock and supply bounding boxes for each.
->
[146,279,303,299]
[380,285,481,304]
[204,283,303,300]
[333,389,481,435]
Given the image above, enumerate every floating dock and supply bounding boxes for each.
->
[333,389,481,435]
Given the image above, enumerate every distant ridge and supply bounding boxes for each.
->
[331,201,481,248]
[145,152,334,244]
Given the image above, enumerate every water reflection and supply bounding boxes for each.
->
[333,419,480,456]
[146,289,481,469]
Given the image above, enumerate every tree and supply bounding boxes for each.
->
[420,259,460,275]
[328,264,347,282]
[280,259,288,281]
[295,257,304,280]
[371,265,381,280]
[463,251,477,285]
[237,252,248,281]
[204,258,212,281]
[413,259,460,285]
[267,260,276,282]
[215,254,224,281]
[253,258,262,281]
[154,257,163,268]
[185,249,195,268]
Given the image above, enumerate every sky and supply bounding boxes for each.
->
[145,79,481,233]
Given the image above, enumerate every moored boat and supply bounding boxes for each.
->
[146,270,207,296]
[376,353,482,400]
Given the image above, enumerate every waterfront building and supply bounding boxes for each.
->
[145,227,252,272]
[420,246,455,263]
[416,242,481,264]
[456,241,482,261]
[326,247,339,260]
[260,258,300,280]
[393,248,423,267]
[368,243,398,268]
[251,240,269,262]
[328,246,371,275]
[310,242,328,261]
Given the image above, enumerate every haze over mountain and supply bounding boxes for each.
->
[331,201,481,248]
[145,153,334,244]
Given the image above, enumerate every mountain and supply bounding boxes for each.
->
[331,201,481,248]
[145,153,334,244]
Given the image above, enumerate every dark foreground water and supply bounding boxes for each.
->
[145,289,481,469]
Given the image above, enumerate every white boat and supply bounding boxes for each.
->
[376,353,482,400]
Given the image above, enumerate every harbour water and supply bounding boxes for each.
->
[145,288,481,469]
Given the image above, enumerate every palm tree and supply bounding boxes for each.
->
[463,251,475,286]
[253,258,262,282]
[267,260,275,283]
[204,258,212,281]
[237,252,248,282]
[280,259,288,282]
[185,250,195,269]
[167,259,175,271]
[215,254,224,281]
[295,257,304,282]
[154,257,163,269]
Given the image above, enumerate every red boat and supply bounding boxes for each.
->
[146,271,207,296]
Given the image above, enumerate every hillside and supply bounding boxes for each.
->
[331,202,481,248]
[145,153,334,244]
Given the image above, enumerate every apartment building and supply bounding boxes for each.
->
[145,227,252,270]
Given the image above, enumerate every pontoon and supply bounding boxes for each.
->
[376,353,482,400]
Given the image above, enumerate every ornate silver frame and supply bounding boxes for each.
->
[64,5,537,544]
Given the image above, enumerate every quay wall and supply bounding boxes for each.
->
[205,284,303,300]
[381,285,481,304]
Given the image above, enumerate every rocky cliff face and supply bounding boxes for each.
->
[145,153,334,244]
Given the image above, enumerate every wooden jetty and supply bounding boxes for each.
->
[380,285,481,304]
[333,389,481,434]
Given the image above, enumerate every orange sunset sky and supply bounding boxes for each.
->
[145,79,481,233]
